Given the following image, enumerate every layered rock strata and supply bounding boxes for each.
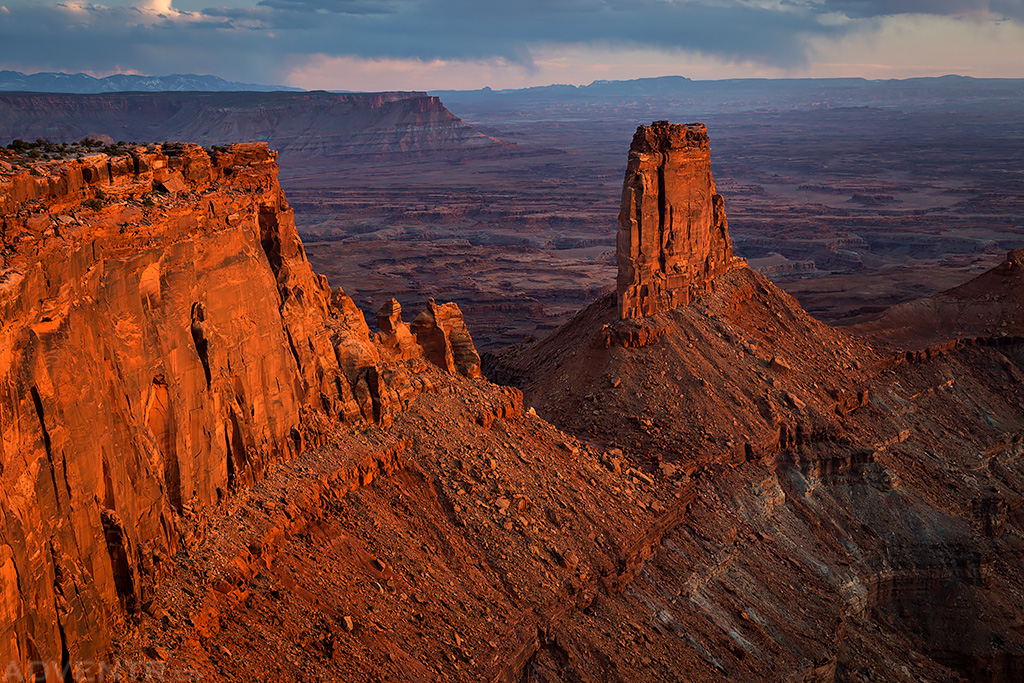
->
[0,91,506,165]
[0,144,479,675]
[617,121,737,319]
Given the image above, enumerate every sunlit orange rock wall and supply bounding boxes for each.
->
[0,143,382,674]
[616,121,735,319]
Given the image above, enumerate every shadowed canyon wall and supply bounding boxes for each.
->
[0,91,505,166]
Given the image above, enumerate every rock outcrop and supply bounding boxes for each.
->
[0,143,481,674]
[374,298,421,361]
[487,124,1024,682]
[374,296,482,376]
[616,121,737,319]
[410,299,483,379]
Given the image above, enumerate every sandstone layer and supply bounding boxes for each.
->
[0,143,480,676]
[490,255,1024,682]
[617,121,738,319]
[0,91,506,167]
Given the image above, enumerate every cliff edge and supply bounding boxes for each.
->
[0,142,482,673]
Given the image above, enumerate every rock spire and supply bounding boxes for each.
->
[616,121,736,319]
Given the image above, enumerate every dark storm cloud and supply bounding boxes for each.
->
[268,0,846,66]
[255,0,396,14]
[818,0,1024,19]
[0,0,1016,82]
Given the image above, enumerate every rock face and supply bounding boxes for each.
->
[0,143,480,674]
[375,298,421,361]
[852,248,1024,349]
[616,121,736,319]
[0,91,507,167]
[490,256,1024,683]
[409,299,483,379]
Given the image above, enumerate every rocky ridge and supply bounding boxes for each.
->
[0,91,507,168]
[0,142,484,676]
[488,123,1024,681]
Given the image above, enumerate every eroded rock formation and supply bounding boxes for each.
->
[409,299,483,379]
[375,298,421,361]
[617,121,738,319]
[0,143,481,673]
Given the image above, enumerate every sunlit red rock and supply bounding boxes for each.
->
[0,142,481,673]
[617,121,738,319]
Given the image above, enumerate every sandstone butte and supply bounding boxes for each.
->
[2,125,1024,682]
[617,121,740,319]
[0,142,485,673]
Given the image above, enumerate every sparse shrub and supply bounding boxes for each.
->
[84,198,103,211]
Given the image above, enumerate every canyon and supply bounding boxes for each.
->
[1,116,1023,682]
[295,78,1024,347]
[3,79,1023,349]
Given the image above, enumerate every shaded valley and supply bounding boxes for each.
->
[298,77,1024,345]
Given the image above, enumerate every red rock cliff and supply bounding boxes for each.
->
[0,143,479,675]
[616,121,737,319]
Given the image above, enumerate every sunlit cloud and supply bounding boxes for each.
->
[803,12,1024,78]
[286,46,805,91]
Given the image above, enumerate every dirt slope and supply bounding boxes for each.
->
[486,256,1024,682]
[108,255,1024,683]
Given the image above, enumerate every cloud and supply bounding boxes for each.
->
[256,0,396,14]
[803,11,1024,77]
[0,0,1020,86]
[285,44,818,91]
[818,0,1024,20]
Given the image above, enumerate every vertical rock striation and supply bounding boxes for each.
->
[616,121,737,319]
[0,142,480,674]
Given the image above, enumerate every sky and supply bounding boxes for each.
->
[0,0,1022,90]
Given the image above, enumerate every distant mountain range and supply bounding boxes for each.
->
[0,71,302,93]
[433,74,1024,116]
